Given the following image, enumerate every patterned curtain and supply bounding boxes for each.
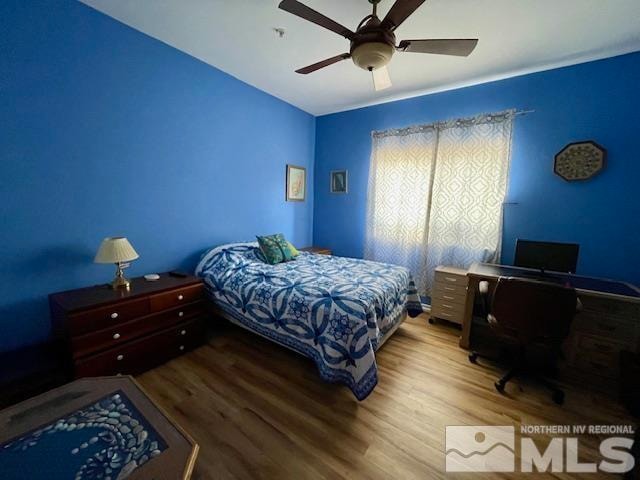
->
[364,110,515,296]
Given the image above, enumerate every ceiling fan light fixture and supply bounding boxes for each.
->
[351,42,394,71]
[372,65,392,91]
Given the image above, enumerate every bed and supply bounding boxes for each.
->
[195,243,423,400]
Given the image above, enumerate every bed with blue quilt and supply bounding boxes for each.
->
[195,243,423,400]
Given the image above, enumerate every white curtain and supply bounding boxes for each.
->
[364,110,515,296]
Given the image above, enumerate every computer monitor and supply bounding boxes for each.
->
[514,239,579,273]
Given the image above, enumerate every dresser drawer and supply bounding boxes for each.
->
[74,318,206,378]
[68,298,149,336]
[71,302,205,359]
[433,283,467,298]
[434,271,468,287]
[149,284,204,313]
[430,306,464,325]
[431,288,466,306]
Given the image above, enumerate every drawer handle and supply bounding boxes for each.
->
[442,304,454,309]
[180,329,187,336]
[444,286,455,291]
[596,323,616,332]
[444,277,457,283]
[116,354,124,361]
[110,312,119,319]
[178,311,184,317]
[179,345,185,351]
[594,343,613,352]
[177,294,184,301]
[443,295,455,300]
[113,333,121,340]
[439,312,453,317]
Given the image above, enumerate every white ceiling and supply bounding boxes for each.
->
[80,0,640,116]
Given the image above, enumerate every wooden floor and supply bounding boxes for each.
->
[137,315,635,479]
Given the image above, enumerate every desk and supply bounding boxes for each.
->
[460,263,640,390]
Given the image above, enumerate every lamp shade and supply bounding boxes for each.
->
[94,237,139,264]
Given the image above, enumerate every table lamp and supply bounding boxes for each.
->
[94,237,139,289]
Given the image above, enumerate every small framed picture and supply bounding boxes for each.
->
[331,170,348,194]
[286,165,306,202]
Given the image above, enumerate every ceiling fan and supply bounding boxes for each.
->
[278,0,478,91]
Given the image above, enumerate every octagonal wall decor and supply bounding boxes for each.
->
[554,141,606,181]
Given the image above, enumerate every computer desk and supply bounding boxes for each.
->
[459,263,640,389]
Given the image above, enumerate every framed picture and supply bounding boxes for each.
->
[331,170,348,194]
[286,165,306,202]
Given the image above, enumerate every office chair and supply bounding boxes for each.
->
[468,277,578,405]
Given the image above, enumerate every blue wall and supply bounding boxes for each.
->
[314,52,640,286]
[0,0,315,352]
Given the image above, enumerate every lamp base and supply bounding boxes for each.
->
[111,276,131,290]
[111,262,131,290]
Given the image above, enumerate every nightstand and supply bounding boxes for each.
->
[300,247,332,255]
[49,273,207,379]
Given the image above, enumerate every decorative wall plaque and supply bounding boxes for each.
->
[554,141,606,181]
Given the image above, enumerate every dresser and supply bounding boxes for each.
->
[430,266,468,325]
[50,273,207,379]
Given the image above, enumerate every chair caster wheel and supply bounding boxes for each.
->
[494,381,505,393]
[552,391,564,405]
[468,353,478,364]
[428,318,435,324]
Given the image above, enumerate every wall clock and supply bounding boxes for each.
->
[554,141,606,181]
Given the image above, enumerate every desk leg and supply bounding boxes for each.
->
[460,277,479,349]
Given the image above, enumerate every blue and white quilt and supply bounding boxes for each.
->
[195,243,423,400]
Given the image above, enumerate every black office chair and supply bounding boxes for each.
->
[468,277,578,405]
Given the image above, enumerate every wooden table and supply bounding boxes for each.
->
[0,376,198,480]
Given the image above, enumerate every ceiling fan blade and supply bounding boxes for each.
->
[279,0,354,39]
[398,39,479,56]
[295,53,351,74]
[381,0,427,31]
[372,66,392,91]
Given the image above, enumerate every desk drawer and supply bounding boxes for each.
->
[577,333,630,355]
[74,318,206,378]
[580,296,640,320]
[573,311,637,341]
[149,284,204,313]
[71,302,205,359]
[573,350,618,378]
[434,271,468,287]
[68,298,149,336]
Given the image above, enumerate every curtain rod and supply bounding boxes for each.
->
[372,108,533,138]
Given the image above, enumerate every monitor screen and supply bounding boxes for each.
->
[514,239,579,273]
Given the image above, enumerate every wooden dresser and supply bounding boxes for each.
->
[430,266,468,325]
[50,273,207,379]
[300,246,332,255]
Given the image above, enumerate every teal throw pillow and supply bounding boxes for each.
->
[256,234,294,264]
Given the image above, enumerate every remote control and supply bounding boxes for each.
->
[169,271,188,278]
